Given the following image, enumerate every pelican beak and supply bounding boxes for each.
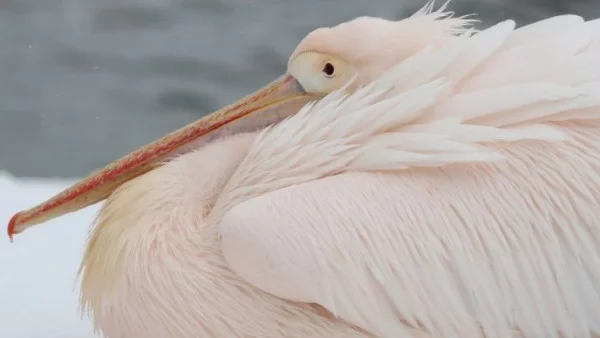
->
[8,74,316,239]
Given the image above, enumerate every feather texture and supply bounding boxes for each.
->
[214,12,600,213]
[215,10,600,338]
[77,3,600,337]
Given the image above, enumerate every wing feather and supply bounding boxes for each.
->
[219,160,600,337]
[501,15,584,49]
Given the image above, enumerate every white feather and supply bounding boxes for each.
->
[461,32,594,91]
[442,20,515,84]
[502,15,585,49]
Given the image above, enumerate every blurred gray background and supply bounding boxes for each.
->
[1,0,599,178]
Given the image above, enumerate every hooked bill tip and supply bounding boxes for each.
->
[7,212,21,242]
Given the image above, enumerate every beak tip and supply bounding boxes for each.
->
[7,211,22,242]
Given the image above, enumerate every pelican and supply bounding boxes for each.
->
[7,2,600,337]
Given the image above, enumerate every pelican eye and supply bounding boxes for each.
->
[288,52,349,94]
[322,62,335,77]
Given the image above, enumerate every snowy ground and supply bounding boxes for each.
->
[0,172,102,338]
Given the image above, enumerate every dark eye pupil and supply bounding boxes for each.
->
[322,62,335,76]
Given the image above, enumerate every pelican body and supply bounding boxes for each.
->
[7,2,600,337]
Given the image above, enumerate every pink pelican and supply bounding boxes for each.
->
[7,2,600,337]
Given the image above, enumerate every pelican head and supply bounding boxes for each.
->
[8,6,475,338]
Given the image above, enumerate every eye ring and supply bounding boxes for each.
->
[322,61,335,78]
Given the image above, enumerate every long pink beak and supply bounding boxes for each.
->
[8,74,314,240]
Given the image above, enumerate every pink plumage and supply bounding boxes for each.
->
[8,2,600,337]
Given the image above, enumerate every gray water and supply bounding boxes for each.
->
[1,0,598,178]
